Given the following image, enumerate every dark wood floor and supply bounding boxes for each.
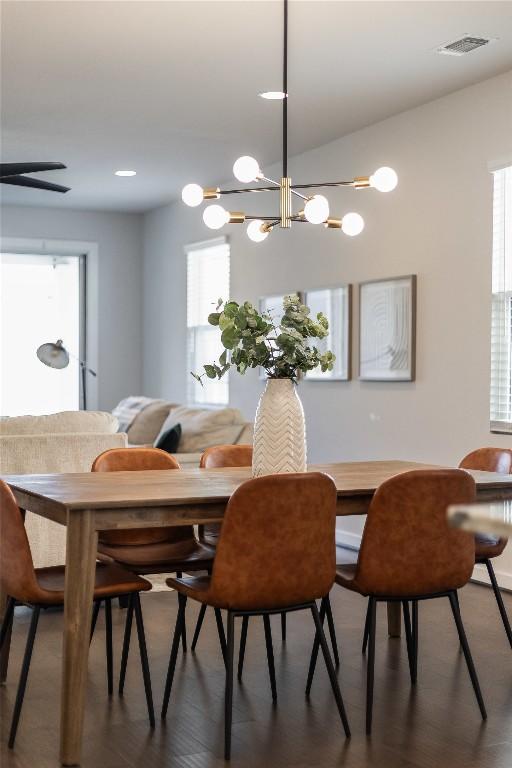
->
[2,563,512,768]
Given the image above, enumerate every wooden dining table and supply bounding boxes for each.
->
[2,459,512,766]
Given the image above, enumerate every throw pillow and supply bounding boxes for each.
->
[154,424,182,454]
[127,401,178,445]
[154,405,245,446]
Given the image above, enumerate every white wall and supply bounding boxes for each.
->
[142,70,512,583]
[1,205,144,410]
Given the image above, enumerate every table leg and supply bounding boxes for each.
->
[60,510,97,766]
[387,602,401,637]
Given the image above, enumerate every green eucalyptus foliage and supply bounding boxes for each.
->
[191,294,335,386]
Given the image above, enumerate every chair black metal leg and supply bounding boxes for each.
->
[412,600,418,683]
[105,598,113,695]
[263,614,277,702]
[0,596,15,651]
[0,597,15,683]
[215,608,227,665]
[362,599,370,654]
[485,559,512,648]
[191,603,207,652]
[176,572,187,653]
[402,601,416,684]
[8,606,40,749]
[305,598,327,696]
[281,612,287,642]
[90,599,101,644]
[161,592,187,719]
[119,594,134,695]
[448,592,487,720]
[310,603,351,738]
[118,595,129,609]
[181,610,187,654]
[133,592,155,728]
[325,595,340,668]
[238,615,249,681]
[366,597,377,735]
[224,611,235,761]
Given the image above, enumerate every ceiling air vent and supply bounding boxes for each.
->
[436,36,495,56]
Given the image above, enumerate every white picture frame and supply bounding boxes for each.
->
[359,275,417,381]
[304,285,352,381]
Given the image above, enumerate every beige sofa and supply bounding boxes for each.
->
[0,411,127,566]
[122,401,253,468]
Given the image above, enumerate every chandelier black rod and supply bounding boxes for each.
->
[218,181,354,196]
[282,0,288,179]
[245,215,282,221]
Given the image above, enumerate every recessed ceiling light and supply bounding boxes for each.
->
[115,170,136,177]
[259,91,287,100]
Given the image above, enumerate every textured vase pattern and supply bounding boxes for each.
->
[252,378,307,477]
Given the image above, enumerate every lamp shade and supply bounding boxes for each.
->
[36,340,70,370]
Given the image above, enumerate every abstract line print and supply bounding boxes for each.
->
[359,276,416,380]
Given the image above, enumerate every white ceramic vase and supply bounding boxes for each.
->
[252,378,307,477]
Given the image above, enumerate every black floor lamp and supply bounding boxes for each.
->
[36,339,97,411]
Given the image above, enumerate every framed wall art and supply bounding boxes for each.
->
[304,285,352,381]
[359,275,416,381]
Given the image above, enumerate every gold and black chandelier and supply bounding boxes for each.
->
[181,0,397,242]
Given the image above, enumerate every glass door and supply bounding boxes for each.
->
[0,252,85,416]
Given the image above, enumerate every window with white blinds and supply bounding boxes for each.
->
[186,238,230,405]
[490,165,512,433]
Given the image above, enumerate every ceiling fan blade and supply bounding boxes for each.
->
[1,175,70,193]
[0,162,67,178]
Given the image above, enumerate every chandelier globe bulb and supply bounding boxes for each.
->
[203,205,229,230]
[369,167,398,192]
[341,212,365,236]
[233,156,261,184]
[181,183,204,207]
[304,194,330,224]
[247,220,269,242]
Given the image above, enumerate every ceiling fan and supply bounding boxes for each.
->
[0,162,70,193]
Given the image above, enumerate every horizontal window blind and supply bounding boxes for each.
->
[186,239,230,405]
[490,166,512,433]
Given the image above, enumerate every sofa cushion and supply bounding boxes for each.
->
[0,410,119,436]
[126,400,176,445]
[156,406,246,454]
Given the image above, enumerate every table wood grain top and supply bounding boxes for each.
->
[3,460,512,512]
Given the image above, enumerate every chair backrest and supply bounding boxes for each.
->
[92,447,186,546]
[0,480,41,604]
[200,444,253,469]
[92,446,180,472]
[354,469,476,597]
[207,472,337,610]
[199,445,253,544]
[459,448,512,474]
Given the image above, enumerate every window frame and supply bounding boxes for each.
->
[490,164,512,434]
[185,236,230,407]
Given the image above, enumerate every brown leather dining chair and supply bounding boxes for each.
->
[192,444,340,678]
[0,479,154,749]
[92,447,216,680]
[161,472,351,760]
[459,447,512,647]
[191,444,253,660]
[306,469,486,734]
